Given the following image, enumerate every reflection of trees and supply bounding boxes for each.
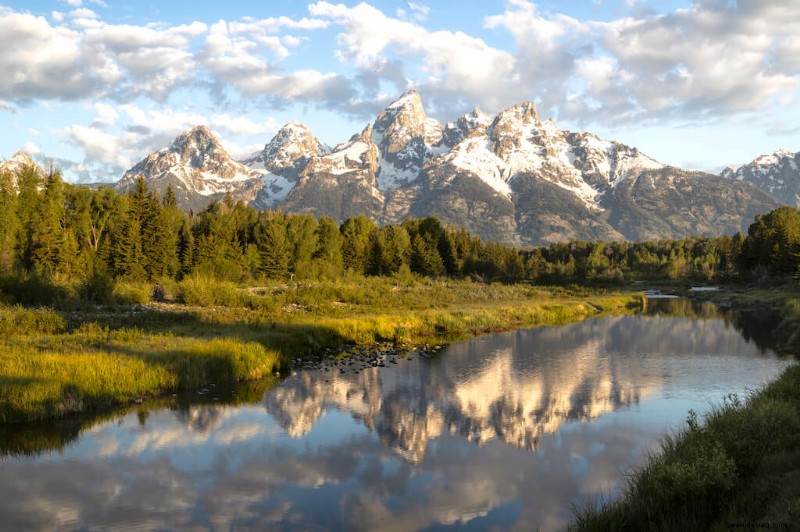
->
[645,298,784,354]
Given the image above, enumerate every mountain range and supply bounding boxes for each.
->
[2,91,795,245]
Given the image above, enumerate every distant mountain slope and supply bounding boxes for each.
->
[722,149,799,208]
[0,151,47,189]
[109,92,781,244]
[115,126,266,212]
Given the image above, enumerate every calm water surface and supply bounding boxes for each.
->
[0,300,794,531]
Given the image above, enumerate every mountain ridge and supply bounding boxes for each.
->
[722,148,800,208]
[111,92,786,244]
[4,92,785,245]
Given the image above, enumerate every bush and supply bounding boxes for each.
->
[0,305,66,337]
[113,282,152,305]
[177,274,243,307]
[78,271,116,305]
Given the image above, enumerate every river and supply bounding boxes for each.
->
[0,299,793,531]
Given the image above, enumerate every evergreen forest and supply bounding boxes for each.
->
[1,164,798,307]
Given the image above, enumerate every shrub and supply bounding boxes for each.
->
[177,274,243,307]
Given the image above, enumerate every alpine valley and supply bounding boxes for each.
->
[8,91,790,246]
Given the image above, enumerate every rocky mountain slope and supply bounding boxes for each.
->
[116,126,267,212]
[722,149,799,208]
[111,91,780,245]
[0,151,47,188]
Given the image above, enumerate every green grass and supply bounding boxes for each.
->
[0,275,641,424]
[572,365,800,531]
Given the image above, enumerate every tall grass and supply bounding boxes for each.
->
[0,304,286,422]
[0,277,641,424]
[572,364,800,530]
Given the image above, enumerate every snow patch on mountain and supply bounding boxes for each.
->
[722,148,799,206]
[442,136,511,197]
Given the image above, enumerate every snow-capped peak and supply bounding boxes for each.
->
[386,89,423,111]
[721,147,799,207]
[372,90,441,190]
[0,151,47,188]
[243,121,330,174]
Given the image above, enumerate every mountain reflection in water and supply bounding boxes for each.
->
[0,301,792,531]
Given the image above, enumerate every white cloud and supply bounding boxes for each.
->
[63,124,130,167]
[0,8,207,104]
[407,2,430,21]
[92,103,119,128]
[0,10,93,101]
[201,19,350,104]
[590,2,800,121]
[23,141,42,155]
[308,1,516,115]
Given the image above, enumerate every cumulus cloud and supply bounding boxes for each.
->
[0,8,207,104]
[63,124,130,167]
[200,19,352,106]
[590,3,798,122]
[0,10,95,102]
[308,1,517,118]
[23,141,42,155]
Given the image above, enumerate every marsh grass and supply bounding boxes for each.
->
[572,364,800,531]
[1,276,640,424]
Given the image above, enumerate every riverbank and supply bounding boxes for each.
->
[572,284,800,530]
[572,365,800,530]
[0,277,641,423]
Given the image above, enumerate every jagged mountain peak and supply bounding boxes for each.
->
[495,101,541,126]
[442,108,493,147]
[722,148,799,207]
[116,125,264,211]
[753,148,797,165]
[113,91,782,245]
[243,121,330,174]
[1,151,48,188]
[385,89,423,111]
[372,92,442,191]
[374,91,431,141]
[162,125,233,169]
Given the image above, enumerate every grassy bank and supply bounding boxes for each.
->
[0,276,641,423]
[572,365,800,530]
[572,287,800,531]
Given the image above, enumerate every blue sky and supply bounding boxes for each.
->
[1,0,799,183]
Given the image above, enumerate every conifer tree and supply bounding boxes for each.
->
[341,216,377,274]
[313,216,343,268]
[0,172,19,274]
[29,170,67,278]
[257,217,290,279]
[410,234,443,276]
[286,214,318,272]
[177,220,195,276]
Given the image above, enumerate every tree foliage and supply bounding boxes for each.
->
[0,165,797,297]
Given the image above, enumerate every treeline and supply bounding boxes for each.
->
[0,165,798,298]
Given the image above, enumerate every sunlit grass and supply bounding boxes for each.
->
[0,275,641,423]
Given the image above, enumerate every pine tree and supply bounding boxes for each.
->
[177,220,195,276]
[411,234,443,276]
[286,214,318,272]
[313,216,343,268]
[257,218,290,279]
[341,216,377,274]
[29,170,67,278]
[0,171,19,274]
